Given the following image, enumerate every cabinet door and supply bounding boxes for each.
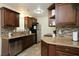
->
[9,11,15,27]
[76,7,79,27]
[22,37,27,50]
[26,17,32,29]
[41,41,48,56]
[56,3,76,27]
[4,9,10,26]
[15,39,22,55]
[56,51,75,56]
[22,36,33,50]
[9,40,15,56]
[4,9,15,27]
[48,45,56,56]
[27,35,33,47]
[28,19,32,29]
[2,39,9,56]
[15,13,19,27]
[1,7,19,27]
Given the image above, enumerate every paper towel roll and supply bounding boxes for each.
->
[72,31,78,41]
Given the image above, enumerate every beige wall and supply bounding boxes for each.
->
[37,16,56,38]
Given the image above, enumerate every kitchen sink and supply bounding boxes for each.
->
[44,35,52,37]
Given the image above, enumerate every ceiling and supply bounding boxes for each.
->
[4,3,52,17]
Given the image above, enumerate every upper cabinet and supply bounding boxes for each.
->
[55,3,79,28]
[48,4,56,27]
[24,17,37,29]
[14,12,19,27]
[0,7,20,27]
[25,17,32,29]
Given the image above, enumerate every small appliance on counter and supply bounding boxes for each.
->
[72,31,79,42]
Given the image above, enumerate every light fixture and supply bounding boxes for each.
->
[34,7,43,14]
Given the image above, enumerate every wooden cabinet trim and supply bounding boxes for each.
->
[41,40,79,56]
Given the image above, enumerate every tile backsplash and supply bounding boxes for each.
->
[56,27,79,36]
[1,27,16,35]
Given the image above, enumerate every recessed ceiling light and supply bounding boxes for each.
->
[34,7,43,14]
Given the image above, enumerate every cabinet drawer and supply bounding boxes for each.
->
[56,45,79,55]
[56,51,75,56]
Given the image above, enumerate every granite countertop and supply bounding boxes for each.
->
[1,32,35,40]
[41,36,79,48]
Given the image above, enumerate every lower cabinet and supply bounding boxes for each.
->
[56,51,74,56]
[41,40,79,56]
[41,40,56,56]
[22,35,34,50]
[41,40,48,56]
[49,45,56,56]
[22,36,28,50]
[2,39,9,56]
[9,38,22,56]
[9,40,16,56]
[2,34,35,56]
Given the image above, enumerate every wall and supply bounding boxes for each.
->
[37,16,56,38]
[16,15,25,31]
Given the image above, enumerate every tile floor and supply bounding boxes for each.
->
[18,42,41,56]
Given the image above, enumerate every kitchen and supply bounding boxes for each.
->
[0,3,79,56]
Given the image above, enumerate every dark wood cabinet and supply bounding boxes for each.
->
[24,17,32,29]
[56,51,74,56]
[14,12,19,27]
[56,45,79,56]
[27,35,33,46]
[4,8,12,26]
[41,41,48,56]
[48,4,56,27]
[22,36,27,50]
[2,39,9,56]
[41,41,56,56]
[56,3,76,27]
[76,7,79,27]
[55,3,79,28]
[41,40,79,56]
[49,45,56,56]
[24,17,37,29]
[0,7,19,27]
[2,34,35,56]
[48,3,79,28]
[9,40,16,56]
[9,38,22,56]
[22,35,34,50]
